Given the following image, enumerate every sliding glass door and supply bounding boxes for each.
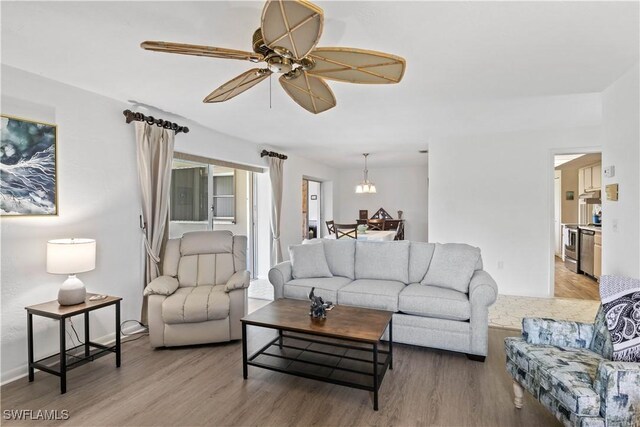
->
[169,157,259,277]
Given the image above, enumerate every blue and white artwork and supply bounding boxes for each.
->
[0,115,57,216]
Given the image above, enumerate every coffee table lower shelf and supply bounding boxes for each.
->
[243,331,392,410]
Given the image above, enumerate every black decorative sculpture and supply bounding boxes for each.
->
[308,287,334,319]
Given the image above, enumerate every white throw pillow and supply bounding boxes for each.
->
[289,243,333,279]
[421,243,481,293]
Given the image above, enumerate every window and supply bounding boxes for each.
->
[212,172,236,223]
[170,164,208,222]
[169,160,237,224]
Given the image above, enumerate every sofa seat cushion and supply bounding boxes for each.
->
[505,337,604,416]
[399,284,470,321]
[284,277,352,303]
[162,286,230,324]
[338,279,406,312]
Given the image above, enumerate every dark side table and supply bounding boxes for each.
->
[25,294,122,394]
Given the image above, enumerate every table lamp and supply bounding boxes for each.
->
[47,238,96,305]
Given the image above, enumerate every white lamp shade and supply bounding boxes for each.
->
[47,238,96,275]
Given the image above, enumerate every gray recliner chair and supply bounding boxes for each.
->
[144,230,249,348]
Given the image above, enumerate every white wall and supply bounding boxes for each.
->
[428,126,602,297]
[601,62,640,279]
[1,66,143,383]
[335,165,429,242]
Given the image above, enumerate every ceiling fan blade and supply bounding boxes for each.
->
[307,48,406,84]
[141,41,264,62]
[261,0,323,60]
[204,68,272,103]
[279,71,335,114]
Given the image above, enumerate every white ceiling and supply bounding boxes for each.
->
[2,1,638,167]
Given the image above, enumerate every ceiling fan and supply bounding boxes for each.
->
[141,0,406,114]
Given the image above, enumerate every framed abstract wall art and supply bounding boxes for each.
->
[0,115,58,216]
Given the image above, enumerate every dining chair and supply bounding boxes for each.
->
[335,223,358,239]
[325,220,336,235]
[367,219,385,231]
[383,219,404,240]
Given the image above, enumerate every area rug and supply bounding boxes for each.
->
[489,295,600,331]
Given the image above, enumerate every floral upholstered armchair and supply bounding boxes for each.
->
[504,307,640,427]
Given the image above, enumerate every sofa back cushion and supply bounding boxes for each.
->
[355,241,410,284]
[175,231,242,287]
[421,243,481,293]
[322,239,356,279]
[181,230,233,255]
[289,242,333,279]
[408,242,436,283]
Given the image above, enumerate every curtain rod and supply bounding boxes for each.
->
[260,149,288,160]
[123,109,189,134]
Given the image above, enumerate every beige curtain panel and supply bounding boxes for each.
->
[135,122,175,320]
[267,156,284,264]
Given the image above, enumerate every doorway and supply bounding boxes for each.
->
[302,178,322,240]
[552,152,602,300]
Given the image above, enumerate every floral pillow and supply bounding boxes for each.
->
[599,275,640,362]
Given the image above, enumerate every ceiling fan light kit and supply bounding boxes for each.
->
[356,153,376,194]
[141,0,406,114]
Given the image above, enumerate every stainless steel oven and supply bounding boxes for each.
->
[564,225,580,273]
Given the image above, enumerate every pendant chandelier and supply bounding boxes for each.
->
[355,153,376,194]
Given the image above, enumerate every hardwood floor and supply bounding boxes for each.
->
[554,257,600,300]
[1,327,560,426]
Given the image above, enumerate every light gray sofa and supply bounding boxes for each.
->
[268,239,498,360]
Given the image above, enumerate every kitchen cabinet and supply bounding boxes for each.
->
[594,232,602,279]
[583,168,592,192]
[579,163,602,193]
[592,164,601,190]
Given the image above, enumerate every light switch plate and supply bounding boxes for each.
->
[604,166,615,178]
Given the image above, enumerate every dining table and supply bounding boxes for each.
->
[324,230,397,241]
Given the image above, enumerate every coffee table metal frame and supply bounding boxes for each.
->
[242,311,392,410]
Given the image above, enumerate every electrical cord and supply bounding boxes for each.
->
[69,319,84,344]
[64,318,149,350]
[120,319,148,337]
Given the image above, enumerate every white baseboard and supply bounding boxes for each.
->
[1,324,146,386]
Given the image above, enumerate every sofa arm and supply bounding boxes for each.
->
[225,270,250,292]
[268,261,292,300]
[144,276,179,296]
[521,318,594,349]
[595,360,640,424]
[469,270,498,307]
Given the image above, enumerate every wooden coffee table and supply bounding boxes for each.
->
[241,299,393,410]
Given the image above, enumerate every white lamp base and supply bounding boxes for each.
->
[58,275,87,306]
